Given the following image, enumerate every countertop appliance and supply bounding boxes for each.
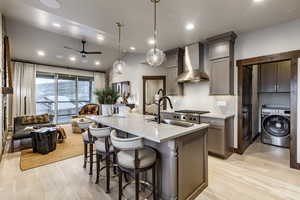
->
[261,105,290,148]
[161,110,210,124]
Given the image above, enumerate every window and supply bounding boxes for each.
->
[36,73,56,116]
[57,75,77,123]
[36,72,94,124]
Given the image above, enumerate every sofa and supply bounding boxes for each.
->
[12,114,55,152]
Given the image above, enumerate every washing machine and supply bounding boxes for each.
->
[261,105,290,148]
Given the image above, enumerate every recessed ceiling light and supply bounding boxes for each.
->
[148,39,155,45]
[97,34,104,41]
[37,50,45,56]
[40,0,61,9]
[130,46,136,51]
[69,56,76,61]
[95,61,101,66]
[186,23,195,31]
[253,0,264,3]
[52,22,61,28]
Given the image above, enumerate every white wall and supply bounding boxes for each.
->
[109,53,169,113]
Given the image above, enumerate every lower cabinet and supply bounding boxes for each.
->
[200,116,234,159]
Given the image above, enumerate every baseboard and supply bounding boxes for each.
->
[293,162,300,170]
[252,132,260,142]
[0,138,7,163]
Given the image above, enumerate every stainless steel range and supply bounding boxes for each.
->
[161,110,210,124]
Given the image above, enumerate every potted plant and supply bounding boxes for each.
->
[94,88,120,116]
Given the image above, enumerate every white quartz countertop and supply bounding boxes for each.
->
[85,114,209,143]
[200,113,235,119]
[161,111,235,119]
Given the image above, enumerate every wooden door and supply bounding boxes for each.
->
[277,60,291,92]
[210,58,230,95]
[259,63,277,93]
[237,66,253,154]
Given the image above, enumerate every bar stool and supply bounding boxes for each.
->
[79,121,94,175]
[110,130,157,200]
[89,126,116,193]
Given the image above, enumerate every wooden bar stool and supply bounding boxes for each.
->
[89,126,117,193]
[110,130,158,200]
[79,121,94,175]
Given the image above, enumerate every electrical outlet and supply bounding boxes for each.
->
[217,101,227,106]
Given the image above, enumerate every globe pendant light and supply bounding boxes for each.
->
[146,0,166,67]
[113,22,126,74]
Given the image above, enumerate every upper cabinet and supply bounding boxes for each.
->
[259,63,277,93]
[259,60,291,93]
[277,61,291,93]
[210,58,231,95]
[160,48,184,96]
[207,32,237,95]
[208,40,230,60]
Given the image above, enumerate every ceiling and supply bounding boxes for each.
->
[1,0,300,70]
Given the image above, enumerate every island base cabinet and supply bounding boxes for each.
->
[145,129,208,200]
[177,130,208,200]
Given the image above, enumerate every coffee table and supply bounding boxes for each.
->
[31,127,57,154]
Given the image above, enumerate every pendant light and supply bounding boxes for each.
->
[113,22,126,74]
[146,0,166,67]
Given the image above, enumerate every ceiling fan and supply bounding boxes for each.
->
[64,40,102,58]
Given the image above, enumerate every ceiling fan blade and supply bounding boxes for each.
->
[85,51,102,55]
[64,46,81,53]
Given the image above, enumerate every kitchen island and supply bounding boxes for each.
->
[86,114,209,200]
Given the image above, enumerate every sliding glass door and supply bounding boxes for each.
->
[36,72,94,124]
[36,73,56,116]
[78,77,93,110]
[57,75,77,123]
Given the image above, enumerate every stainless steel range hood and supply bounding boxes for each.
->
[177,42,209,83]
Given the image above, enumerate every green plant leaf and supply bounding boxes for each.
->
[94,87,120,104]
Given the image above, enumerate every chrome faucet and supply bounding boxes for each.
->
[157,96,173,124]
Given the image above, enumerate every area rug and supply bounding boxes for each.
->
[20,125,83,171]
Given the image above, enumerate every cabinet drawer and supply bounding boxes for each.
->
[200,117,225,127]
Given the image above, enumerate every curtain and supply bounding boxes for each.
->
[93,72,105,103]
[94,72,105,91]
[12,62,36,117]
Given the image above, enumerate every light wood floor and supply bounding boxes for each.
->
[0,139,300,200]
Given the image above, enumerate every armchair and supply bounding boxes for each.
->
[72,104,100,134]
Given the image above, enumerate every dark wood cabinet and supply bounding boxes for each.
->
[208,41,230,60]
[210,58,231,95]
[161,48,184,96]
[200,116,234,159]
[259,63,277,93]
[207,32,237,95]
[277,61,291,92]
[259,60,291,93]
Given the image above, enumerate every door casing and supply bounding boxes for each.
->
[236,50,300,170]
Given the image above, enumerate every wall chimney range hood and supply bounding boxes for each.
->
[177,42,209,83]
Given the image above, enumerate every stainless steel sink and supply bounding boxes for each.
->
[148,118,194,128]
